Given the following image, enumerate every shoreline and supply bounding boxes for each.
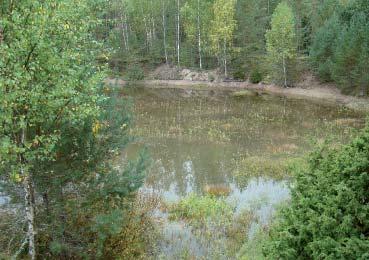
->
[107,78,369,113]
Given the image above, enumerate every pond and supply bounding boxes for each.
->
[121,86,364,259]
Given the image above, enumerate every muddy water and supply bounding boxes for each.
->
[122,87,363,258]
[125,87,362,193]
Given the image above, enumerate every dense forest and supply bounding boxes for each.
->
[1,0,369,259]
[105,0,369,93]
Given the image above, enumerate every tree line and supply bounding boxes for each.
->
[106,0,369,93]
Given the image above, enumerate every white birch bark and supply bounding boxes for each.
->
[176,0,180,66]
[21,128,36,260]
[124,12,130,51]
[223,39,228,77]
[282,54,287,87]
[162,0,168,64]
[197,0,202,69]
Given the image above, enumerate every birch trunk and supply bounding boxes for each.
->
[151,0,156,41]
[197,0,202,69]
[141,4,150,50]
[162,0,168,64]
[120,13,128,51]
[21,128,36,260]
[282,54,287,87]
[124,12,130,51]
[176,0,180,66]
[144,17,151,49]
[24,175,36,260]
[223,39,228,78]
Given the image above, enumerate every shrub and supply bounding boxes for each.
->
[233,70,246,81]
[264,125,369,259]
[208,74,216,82]
[103,194,160,259]
[250,69,263,84]
[125,64,145,81]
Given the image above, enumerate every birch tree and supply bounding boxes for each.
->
[265,2,297,87]
[210,0,237,77]
[176,0,181,66]
[162,0,169,63]
[0,0,146,258]
[0,1,100,257]
[181,0,213,69]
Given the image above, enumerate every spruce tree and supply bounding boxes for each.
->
[310,15,341,82]
[331,12,369,95]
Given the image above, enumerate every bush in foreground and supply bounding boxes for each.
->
[264,126,369,259]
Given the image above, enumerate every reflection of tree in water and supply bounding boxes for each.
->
[146,140,243,198]
[127,88,363,198]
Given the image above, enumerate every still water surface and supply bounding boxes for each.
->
[122,86,363,258]
[125,87,361,196]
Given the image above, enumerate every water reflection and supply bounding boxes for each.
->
[0,195,9,206]
[142,176,289,259]
[228,178,290,218]
[123,87,363,257]
[126,87,361,197]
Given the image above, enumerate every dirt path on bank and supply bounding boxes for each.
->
[107,78,369,112]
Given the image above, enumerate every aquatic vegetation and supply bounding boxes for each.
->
[231,90,257,97]
[203,184,231,196]
[334,118,365,127]
[168,194,233,224]
[124,88,364,258]
[165,194,256,259]
[232,156,305,187]
[266,143,300,155]
[206,127,231,142]
[226,210,255,255]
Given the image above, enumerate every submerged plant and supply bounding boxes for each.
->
[203,184,231,196]
[232,156,305,188]
[165,194,256,259]
[169,194,233,224]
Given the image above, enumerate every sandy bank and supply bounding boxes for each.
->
[106,78,369,113]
